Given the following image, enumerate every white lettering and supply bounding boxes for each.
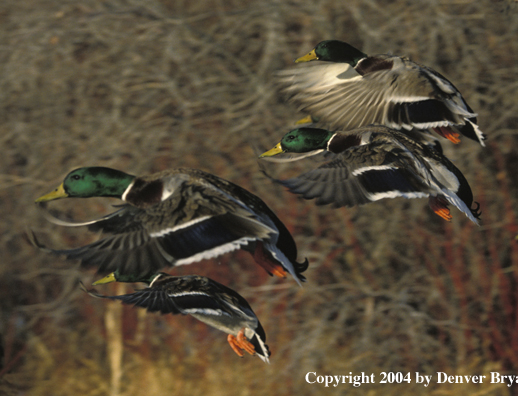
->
[305,372,316,384]
[437,372,448,383]
[303,371,376,387]
[415,372,432,387]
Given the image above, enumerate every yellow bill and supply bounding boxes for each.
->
[295,49,318,63]
[92,272,117,285]
[259,143,284,158]
[295,115,315,125]
[35,183,68,202]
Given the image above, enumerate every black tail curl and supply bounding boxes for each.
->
[471,201,482,220]
[297,258,310,275]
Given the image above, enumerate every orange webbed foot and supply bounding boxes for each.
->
[227,329,256,357]
[227,334,245,357]
[253,241,288,278]
[433,126,461,144]
[237,329,256,356]
[429,196,453,221]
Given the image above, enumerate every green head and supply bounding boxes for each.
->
[260,127,335,157]
[93,270,163,286]
[35,167,136,202]
[295,40,367,66]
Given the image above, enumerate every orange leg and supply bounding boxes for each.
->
[433,126,461,144]
[227,334,245,357]
[236,329,256,356]
[227,329,256,357]
[253,241,287,278]
[429,196,453,221]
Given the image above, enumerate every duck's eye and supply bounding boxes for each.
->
[286,135,295,141]
[71,175,81,181]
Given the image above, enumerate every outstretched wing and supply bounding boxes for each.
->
[277,134,432,208]
[278,58,485,145]
[35,171,277,277]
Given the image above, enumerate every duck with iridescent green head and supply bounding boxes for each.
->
[34,167,308,284]
[260,125,480,224]
[278,40,486,146]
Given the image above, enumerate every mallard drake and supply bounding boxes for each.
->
[34,167,308,284]
[260,125,481,224]
[278,40,486,146]
[87,271,270,363]
[294,114,445,155]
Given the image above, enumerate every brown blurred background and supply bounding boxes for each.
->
[1,0,518,394]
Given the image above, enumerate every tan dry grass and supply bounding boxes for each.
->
[1,0,518,395]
